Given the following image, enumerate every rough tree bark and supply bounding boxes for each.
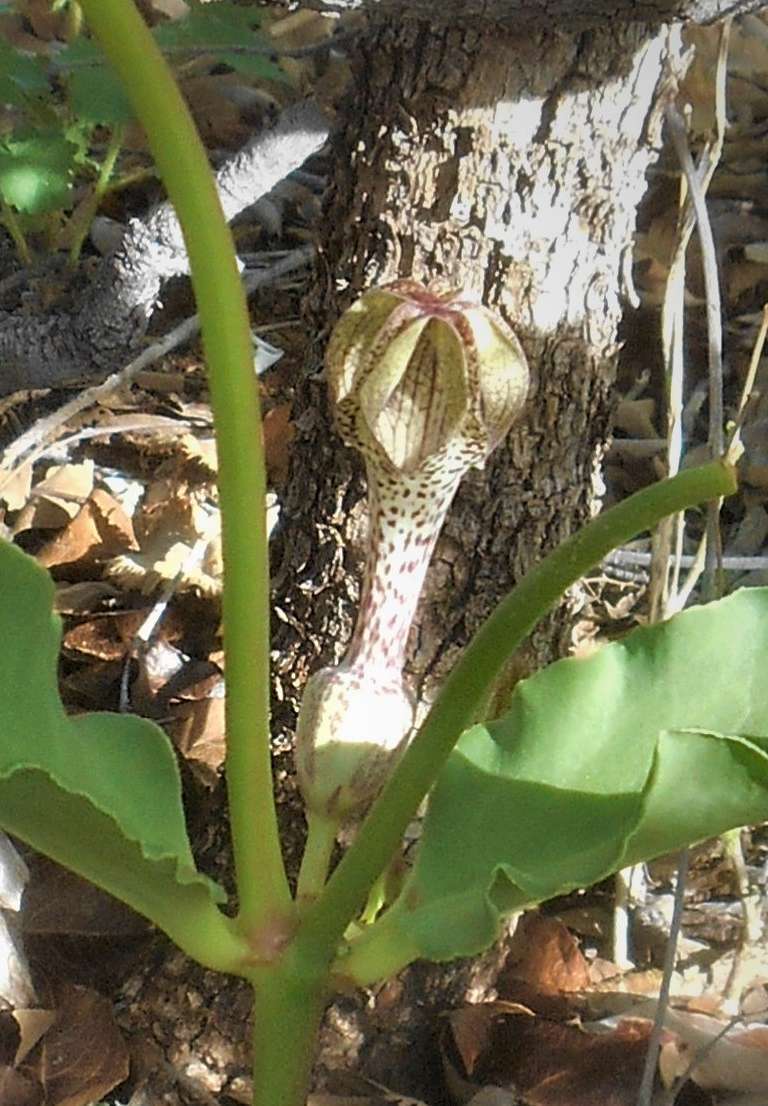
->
[16,2,752,1103]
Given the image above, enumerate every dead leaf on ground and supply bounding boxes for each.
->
[61,610,146,662]
[166,678,226,786]
[13,462,94,535]
[0,913,36,1010]
[12,1010,56,1067]
[443,1004,663,1106]
[37,488,137,572]
[20,859,149,991]
[24,983,128,1106]
[53,581,122,615]
[22,858,147,941]
[0,1065,42,1106]
[106,478,221,596]
[502,914,591,995]
[0,463,33,513]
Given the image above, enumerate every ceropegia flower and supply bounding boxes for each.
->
[295,281,529,822]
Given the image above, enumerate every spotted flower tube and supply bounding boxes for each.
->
[294,282,529,899]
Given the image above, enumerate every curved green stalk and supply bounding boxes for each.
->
[297,461,737,964]
[66,123,124,265]
[296,811,338,906]
[79,0,290,932]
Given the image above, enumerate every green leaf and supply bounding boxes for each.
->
[58,38,134,124]
[375,589,768,962]
[0,129,78,214]
[0,540,236,969]
[60,2,286,125]
[0,41,49,107]
[153,1,286,84]
[153,0,264,51]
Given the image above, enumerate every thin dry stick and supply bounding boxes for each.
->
[662,304,768,609]
[637,850,690,1106]
[606,549,768,572]
[722,829,764,1005]
[656,25,730,616]
[615,55,726,974]
[725,302,768,466]
[637,26,732,1106]
[666,105,726,600]
[0,245,314,481]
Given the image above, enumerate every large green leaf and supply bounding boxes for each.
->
[366,589,768,963]
[0,540,238,970]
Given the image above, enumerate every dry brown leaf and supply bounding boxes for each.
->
[21,859,147,941]
[37,489,137,572]
[445,1004,660,1106]
[106,478,220,594]
[177,431,218,477]
[447,1005,501,1078]
[29,984,128,1106]
[168,687,226,786]
[0,463,33,513]
[181,74,254,150]
[0,912,35,1010]
[502,914,591,995]
[59,660,124,710]
[0,1065,42,1106]
[13,462,94,535]
[15,0,66,40]
[61,611,145,662]
[53,581,122,615]
[0,1010,20,1065]
[12,1011,56,1067]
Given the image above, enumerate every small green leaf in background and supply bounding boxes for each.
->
[0,41,49,107]
[0,129,79,214]
[60,1,286,124]
[0,540,231,963]
[153,0,264,50]
[58,38,134,125]
[372,589,768,962]
[153,0,287,83]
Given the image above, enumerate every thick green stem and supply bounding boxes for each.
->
[249,964,328,1106]
[298,461,737,964]
[79,0,290,932]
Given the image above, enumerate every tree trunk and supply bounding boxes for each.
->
[120,17,689,1105]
